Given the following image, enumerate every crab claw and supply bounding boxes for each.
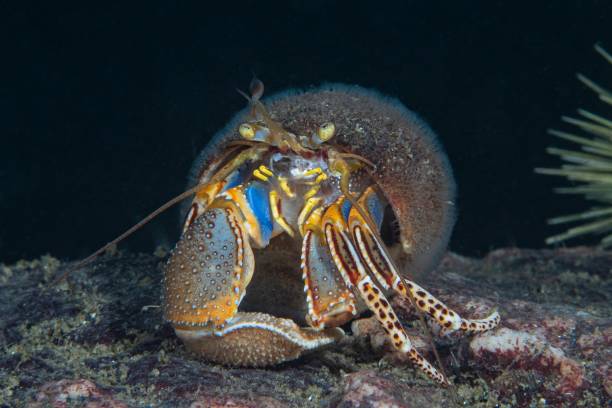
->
[176,312,344,366]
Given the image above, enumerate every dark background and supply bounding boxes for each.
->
[1,2,611,263]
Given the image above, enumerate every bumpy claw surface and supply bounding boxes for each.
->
[175,312,344,366]
[164,207,254,328]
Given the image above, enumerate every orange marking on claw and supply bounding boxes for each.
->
[195,181,225,202]
[173,293,238,328]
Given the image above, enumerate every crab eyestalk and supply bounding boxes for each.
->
[535,44,612,248]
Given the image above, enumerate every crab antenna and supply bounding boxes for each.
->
[339,152,377,169]
[249,77,264,101]
[236,77,264,104]
[50,181,213,286]
[51,143,251,286]
[237,79,271,125]
[236,88,251,102]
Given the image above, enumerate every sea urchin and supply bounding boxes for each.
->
[536,44,612,248]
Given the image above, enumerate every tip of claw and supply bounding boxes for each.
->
[431,373,453,388]
[432,371,451,387]
[432,373,451,387]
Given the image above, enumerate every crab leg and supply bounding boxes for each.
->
[182,145,268,233]
[348,187,500,335]
[301,228,358,329]
[321,198,450,385]
[300,206,357,329]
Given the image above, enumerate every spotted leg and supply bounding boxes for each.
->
[164,205,343,366]
[321,198,450,385]
[348,187,500,336]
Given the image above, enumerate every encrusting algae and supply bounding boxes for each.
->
[2,249,610,407]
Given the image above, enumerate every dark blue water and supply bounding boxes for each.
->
[1,1,610,263]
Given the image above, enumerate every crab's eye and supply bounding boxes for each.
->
[317,122,335,142]
[239,123,256,139]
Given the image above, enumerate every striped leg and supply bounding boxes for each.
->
[300,206,357,329]
[182,145,268,234]
[182,181,227,234]
[321,198,450,386]
[348,187,500,336]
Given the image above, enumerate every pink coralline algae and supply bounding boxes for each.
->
[32,379,127,408]
[470,328,585,396]
[356,248,611,406]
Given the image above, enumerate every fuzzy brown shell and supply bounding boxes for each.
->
[188,84,456,277]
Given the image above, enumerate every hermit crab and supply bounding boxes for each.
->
[73,80,500,386]
[160,80,500,386]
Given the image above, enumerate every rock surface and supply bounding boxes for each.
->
[0,247,610,407]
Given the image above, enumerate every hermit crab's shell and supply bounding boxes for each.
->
[188,84,456,277]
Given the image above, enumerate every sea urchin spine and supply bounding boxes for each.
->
[535,44,612,247]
